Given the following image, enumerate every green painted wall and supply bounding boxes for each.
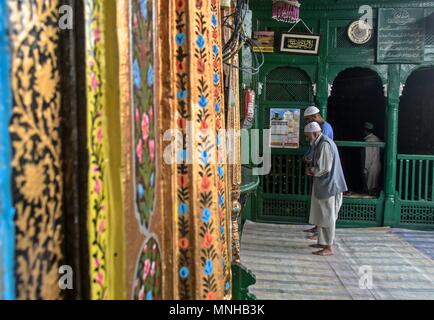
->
[245,0,434,229]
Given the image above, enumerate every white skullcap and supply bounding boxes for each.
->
[304,106,320,117]
[364,122,374,130]
[304,122,322,133]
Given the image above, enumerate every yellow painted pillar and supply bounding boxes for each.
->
[84,0,125,300]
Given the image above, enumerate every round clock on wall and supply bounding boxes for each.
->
[347,20,373,45]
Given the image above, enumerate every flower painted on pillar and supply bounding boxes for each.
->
[147,65,154,87]
[178,174,188,187]
[177,90,187,100]
[93,27,101,43]
[133,237,161,300]
[202,208,212,223]
[211,14,218,27]
[213,73,220,85]
[199,95,208,108]
[151,261,156,276]
[138,183,145,199]
[150,173,155,188]
[148,139,155,162]
[200,175,211,192]
[143,259,151,280]
[135,108,140,123]
[94,179,102,194]
[139,0,148,20]
[99,219,105,233]
[179,238,189,250]
[200,150,210,164]
[132,0,156,231]
[219,194,225,207]
[196,34,205,49]
[96,272,104,285]
[204,259,214,276]
[203,231,213,249]
[207,292,217,300]
[141,112,150,141]
[179,266,189,279]
[218,165,224,178]
[90,72,99,91]
[96,127,103,143]
[197,59,206,74]
[178,202,188,216]
[133,59,141,89]
[200,119,209,133]
[177,149,187,162]
[138,287,145,300]
[136,139,143,163]
[212,44,219,56]
[176,33,186,46]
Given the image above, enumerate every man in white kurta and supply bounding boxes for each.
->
[305,122,347,256]
[362,122,382,196]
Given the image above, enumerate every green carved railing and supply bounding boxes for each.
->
[397,154,434,202]
[396,154,434,229]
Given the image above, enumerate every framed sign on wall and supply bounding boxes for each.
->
[269,108,300,149]
[279,33,320,55]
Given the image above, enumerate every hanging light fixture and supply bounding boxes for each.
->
[272,0,301,24]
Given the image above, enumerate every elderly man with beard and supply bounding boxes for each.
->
[304,122,347,256]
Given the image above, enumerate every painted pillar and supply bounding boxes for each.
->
[383,64,400,227]
[84,0,125,299]
[316,16,329,119]
[0,0,15,301]
[117,0,163,300]
[169,0,232,299]
[8,0,63,299]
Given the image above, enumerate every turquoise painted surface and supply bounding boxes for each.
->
[0,1,16,300]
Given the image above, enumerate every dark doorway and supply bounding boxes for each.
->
[399,67,434,155]
[328,68,386,194]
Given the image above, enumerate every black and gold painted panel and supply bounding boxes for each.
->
[8,0,64,300]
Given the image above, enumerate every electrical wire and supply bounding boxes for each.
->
[222,0,265,76]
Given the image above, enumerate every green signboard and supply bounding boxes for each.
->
[377,8,425,63]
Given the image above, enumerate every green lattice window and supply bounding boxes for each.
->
[265,67,313,102]
[400,203,434,225]
[338,203,377,222]
[262,199,308,222]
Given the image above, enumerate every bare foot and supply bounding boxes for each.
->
[303,226,318,233]
[307,234,318,241]
[309,244,325,249]
[312,248,334,256]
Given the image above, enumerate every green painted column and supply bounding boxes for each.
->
[316,17,329,118]
[383,64,400,226]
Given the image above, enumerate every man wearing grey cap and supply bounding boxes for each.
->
[305,122,347,256]
[362,122,382,197]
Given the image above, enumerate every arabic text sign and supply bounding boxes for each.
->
[377,8,425,63]
[279,33,320,55]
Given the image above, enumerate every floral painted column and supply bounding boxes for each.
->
[168,0,232,300]
[117,0,162,300]
[8,0,64,299]
[85,0,125,300]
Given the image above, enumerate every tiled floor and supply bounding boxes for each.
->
[240,221,434,300]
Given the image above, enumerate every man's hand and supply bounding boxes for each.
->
[304,156,313,164]
[306,167,314,176]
